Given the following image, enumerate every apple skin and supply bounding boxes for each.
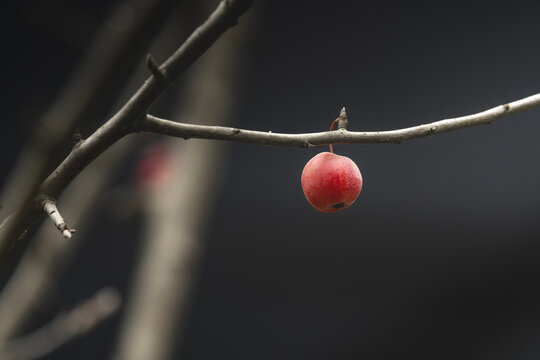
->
[301,152,363,213]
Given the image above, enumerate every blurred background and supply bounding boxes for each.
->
[1,0,540,359]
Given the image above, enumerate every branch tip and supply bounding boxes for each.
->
[336,107,349,130]
[39,196,75,239]
[62,229,75,239]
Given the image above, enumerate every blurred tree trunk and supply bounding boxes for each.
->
[112,6,253,360]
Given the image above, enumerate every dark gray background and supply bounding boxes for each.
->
[1,0,540,359]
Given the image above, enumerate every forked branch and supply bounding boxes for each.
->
[0,0,255,259]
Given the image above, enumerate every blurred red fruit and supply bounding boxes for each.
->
[135,142,173,190]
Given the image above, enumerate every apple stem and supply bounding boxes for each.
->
[329,107,348,153]
[329,118,339,153]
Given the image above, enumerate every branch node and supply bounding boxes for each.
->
[146,54,166,82]
[132,113,147,133]
[73,128,83,149]
[503,103,510,112]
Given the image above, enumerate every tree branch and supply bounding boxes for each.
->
[40,0,254,208]
[0,137,136,340]
[0,0,182,261]
[0,0,254,260]
[0,0,196,339]
[0,0,538,261]
[140,93,540,147]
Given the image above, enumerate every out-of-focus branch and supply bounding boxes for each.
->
[140,93,540,147]
[0,0,254,260]
[0,287,121,360]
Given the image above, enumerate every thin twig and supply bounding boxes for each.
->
[0,287,121,360]
[39,196,75,239]
[140,93,540,147]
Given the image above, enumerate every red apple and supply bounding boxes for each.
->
[301,152,363,213]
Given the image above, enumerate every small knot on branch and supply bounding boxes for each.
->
[304,140,314,148]
[146,54,166,82]
[73,128,83,148]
